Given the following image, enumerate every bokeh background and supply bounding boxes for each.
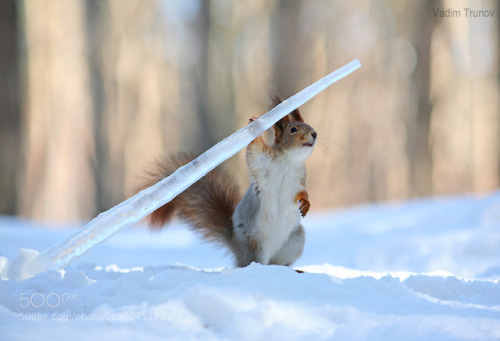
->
[0,0,499,223]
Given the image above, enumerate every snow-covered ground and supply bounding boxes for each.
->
[1,192,500,340]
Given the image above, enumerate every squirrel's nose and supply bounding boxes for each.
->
[311,132,317,140]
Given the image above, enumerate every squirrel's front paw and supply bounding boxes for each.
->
[295,190,310,217]
[298,199,310,217]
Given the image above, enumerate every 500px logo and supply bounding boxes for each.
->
[19,292,78,309]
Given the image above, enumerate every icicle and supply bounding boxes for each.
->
[36,59,362,272]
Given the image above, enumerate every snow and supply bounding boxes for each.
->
[1,191,500,340]
[37,60,361,273]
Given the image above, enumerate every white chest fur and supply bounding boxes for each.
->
[251,154,304,262]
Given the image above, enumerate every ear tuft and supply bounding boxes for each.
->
[289,107,304,123]
[268,90,304,123]
[268,90,283,110]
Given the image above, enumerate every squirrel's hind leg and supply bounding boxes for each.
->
[269,225,305,266]
[233,235,267,267]
[232,225,271,267]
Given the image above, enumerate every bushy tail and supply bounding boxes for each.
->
[138,154,241,246]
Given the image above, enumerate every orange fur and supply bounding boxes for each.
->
[137,154,241,246]
[295,190,310,217]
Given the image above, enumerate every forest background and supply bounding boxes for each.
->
[0,0,498,223]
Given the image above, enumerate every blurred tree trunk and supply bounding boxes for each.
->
[407,0,435,197]
[0,0,20,215]
[193,0,215,150]
[205,2,238,144]
[271,0,304,97]
[19,0,94,222]
[85,0,107,213]
[230,0,275,184]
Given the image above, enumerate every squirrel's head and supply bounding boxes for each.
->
[271,94,317,159]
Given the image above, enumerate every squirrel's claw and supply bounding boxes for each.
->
[298,199,310,217]
[248,116,258,124]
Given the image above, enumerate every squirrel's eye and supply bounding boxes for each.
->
[289,127,298,134]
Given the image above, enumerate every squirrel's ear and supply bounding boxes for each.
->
[288,108,304,123]
[274,115,289,142]
[269,91,286,142]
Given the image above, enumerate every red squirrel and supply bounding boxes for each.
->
[141,94,317,267]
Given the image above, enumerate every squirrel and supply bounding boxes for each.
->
[141,94,317,267]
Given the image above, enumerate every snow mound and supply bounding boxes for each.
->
[1,192,500,340]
